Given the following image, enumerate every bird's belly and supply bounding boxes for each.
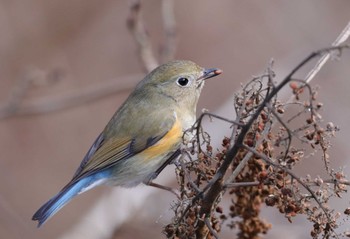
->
[108,116,183,187]
[108,148,179,187]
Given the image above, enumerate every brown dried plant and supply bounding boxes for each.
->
[164,46,350,239]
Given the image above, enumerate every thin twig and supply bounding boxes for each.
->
[224,181,260,188]
[191,46,348,238]
[225,179,350,188]
[218,46,349,184]
[304,21,350,84]
[241,144,336,227]
[179,150,202,194]
[204,217,219,239]
[193,112,241,154]
[225,120,272,185]
[306,179,350,187]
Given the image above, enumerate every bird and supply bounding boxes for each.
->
[32,60,222,227]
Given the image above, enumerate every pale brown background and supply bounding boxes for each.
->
[0,1,349,239]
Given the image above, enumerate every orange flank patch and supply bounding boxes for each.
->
[142,119,182,160]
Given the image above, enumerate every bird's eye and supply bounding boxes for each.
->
[176,77,190,87]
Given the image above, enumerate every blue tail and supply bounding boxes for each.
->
[32,172,109,227]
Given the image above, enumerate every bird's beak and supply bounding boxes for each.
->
[198,68,223,81]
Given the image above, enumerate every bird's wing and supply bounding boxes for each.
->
[72,132,105,178]
[71,112,181,181]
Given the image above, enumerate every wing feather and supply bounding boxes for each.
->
[71,113,177,182]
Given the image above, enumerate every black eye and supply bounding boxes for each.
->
[177,77,189,86]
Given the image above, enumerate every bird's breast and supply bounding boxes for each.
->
[141,117,183,161]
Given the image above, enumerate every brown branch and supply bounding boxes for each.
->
[204,217,219,239]
[0,68,64,119]
[191,45,349,238]
[0,74,142,119]
[196,178,223,239]
[127,0,159,72]
[160,0,177,63]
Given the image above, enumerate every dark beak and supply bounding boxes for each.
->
[199,68,223,81]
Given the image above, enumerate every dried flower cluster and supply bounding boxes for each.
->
[164,50,350,239]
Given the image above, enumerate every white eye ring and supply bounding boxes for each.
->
[176,77,190,87]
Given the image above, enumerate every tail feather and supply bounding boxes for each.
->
[32,173,108,227]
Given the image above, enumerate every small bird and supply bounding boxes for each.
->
[32,60,222,227]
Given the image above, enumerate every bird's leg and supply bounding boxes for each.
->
[145,181,180,198]
[144,149,182,198]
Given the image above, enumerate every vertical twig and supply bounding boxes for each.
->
[127,0,159,72]
[160,0,177,63]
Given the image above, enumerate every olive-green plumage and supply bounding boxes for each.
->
[32,60,222,227]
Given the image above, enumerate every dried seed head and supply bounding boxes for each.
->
[344,208,350,215]
[216,206,223,214]
[265,195,278,206]
[277,107,285,114]
[289,82,298,90]
[281,188,293,197]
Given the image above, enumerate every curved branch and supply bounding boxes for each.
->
[127,0,159,72]
[0,74,141,119]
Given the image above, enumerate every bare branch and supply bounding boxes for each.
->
[168,45,349,239]
[227,124,271,188]
[0,1,178,120]
[0,74,141,120]
[204,217,219,239]
[127,0,159,72]
[216,45,349,186]
[241,144,339,238]
[304,21,350,84]
[196,178,223,239]
[160,0,177,63]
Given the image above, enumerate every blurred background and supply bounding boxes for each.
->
[0,1,349,238]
